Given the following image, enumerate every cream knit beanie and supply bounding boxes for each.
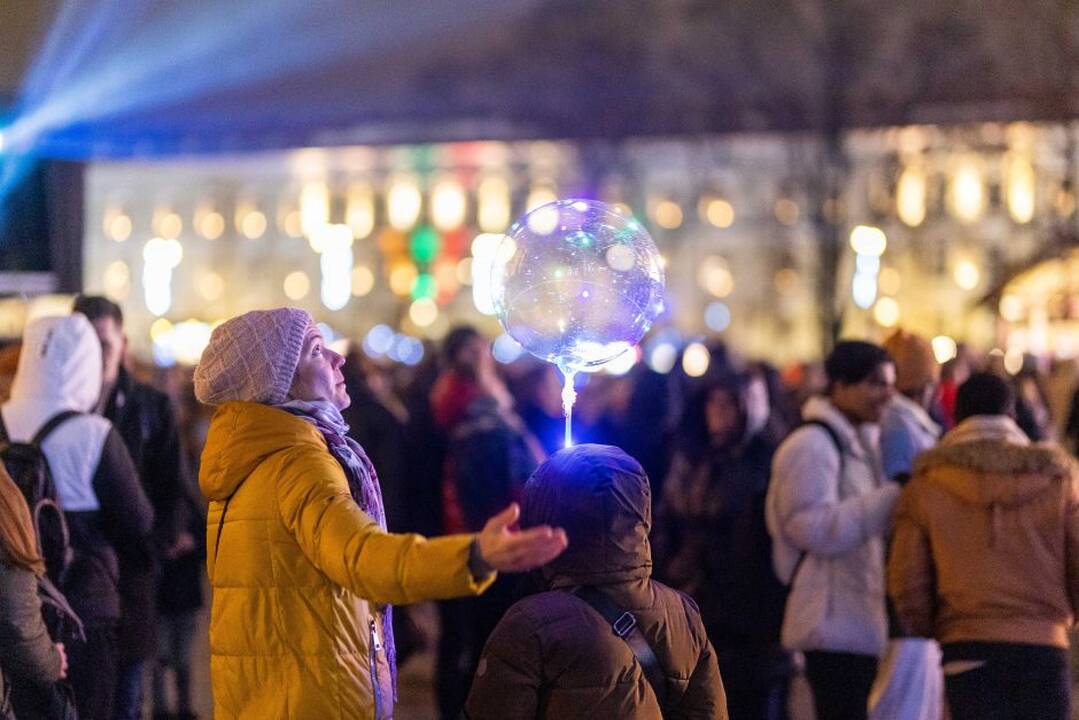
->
[193,308,313,405]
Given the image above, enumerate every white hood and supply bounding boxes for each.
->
[2,314,112,511]
[10,314,102,415]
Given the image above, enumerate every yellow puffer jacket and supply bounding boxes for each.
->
[200,402,493,719]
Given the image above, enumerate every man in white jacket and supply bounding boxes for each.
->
[766,340,900,720]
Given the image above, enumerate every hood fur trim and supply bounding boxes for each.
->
[915,440,1074,479]
[915,440,1076,507]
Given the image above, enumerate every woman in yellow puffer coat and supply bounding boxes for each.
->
[193,308,567,720]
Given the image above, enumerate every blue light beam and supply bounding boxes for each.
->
[6,0,543,158]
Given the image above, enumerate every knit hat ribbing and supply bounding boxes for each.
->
[883,328,939,393]
[194,308,313,406]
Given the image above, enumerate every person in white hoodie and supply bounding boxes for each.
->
[766,340,900,720]
[0,315,153,720]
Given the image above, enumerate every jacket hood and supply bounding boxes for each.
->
[9,315,102,414]
[199,401,326,501]
[941,415,1029,448]
[521,444,651,588]
[801,395,880,463]
[886,393,941,439]
[915,416,1074,507]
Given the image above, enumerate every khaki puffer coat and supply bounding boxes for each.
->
[889,416,1079,649]
[201,402,492,719]
[464,445,727,719]
[0,561,62,720]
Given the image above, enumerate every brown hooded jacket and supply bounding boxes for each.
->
[464,444,727,719]
[888,416,1079,648]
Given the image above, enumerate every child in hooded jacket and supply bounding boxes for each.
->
[465,444,728,719]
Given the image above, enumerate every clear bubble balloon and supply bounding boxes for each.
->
[491,199,666,375]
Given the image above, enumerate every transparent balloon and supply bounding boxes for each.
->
[491,199,666,445]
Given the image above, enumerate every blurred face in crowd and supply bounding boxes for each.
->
[289,325,350,410]
[454,334,493,376]
[705,387,741,446]
[831,361,895,424]
[89,316,126,389]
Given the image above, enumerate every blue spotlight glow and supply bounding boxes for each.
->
[6,0,543,162]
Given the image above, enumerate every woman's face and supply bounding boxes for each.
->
[288,326,349,410]
[705,388,741,443]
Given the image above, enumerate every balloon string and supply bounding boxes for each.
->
[560,368,577,447]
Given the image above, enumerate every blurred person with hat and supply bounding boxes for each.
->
[869,329,943,720]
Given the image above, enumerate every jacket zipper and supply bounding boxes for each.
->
[369,618,383,720]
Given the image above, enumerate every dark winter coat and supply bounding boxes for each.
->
[60,430,153,624]
[0,562,63,720]
[156,492,205,616]
[656,433,786,645]
[103,367,187,659]
[433,373,538,533]
[465,445,728,720]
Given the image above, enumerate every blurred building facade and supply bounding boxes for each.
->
[69,120,1079,371]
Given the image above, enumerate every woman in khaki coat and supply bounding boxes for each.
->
[0,466,66,719]
[193,308,567,719]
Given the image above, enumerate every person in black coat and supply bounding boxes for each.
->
[73,296,188,720]
[654,373,790,720]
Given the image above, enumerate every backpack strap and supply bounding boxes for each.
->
[31,410,83,446]
[38,574,85,643]
[799,419,844,463]
[569,585,670,716]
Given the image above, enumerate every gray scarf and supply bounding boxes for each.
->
[275,399,397,695]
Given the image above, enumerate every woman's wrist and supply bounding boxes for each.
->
[468,538,495,580]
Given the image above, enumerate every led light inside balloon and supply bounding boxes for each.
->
[492,199,666,446]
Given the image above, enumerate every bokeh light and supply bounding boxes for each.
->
[283,271,310,300]
[682,342,710,377]
[931,335,958,364]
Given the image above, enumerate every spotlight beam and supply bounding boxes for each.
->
[8,0,542,158]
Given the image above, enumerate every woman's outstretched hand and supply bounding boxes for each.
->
[475,503,568,573]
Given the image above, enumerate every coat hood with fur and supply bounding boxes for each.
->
[521,444,651,588]
[915,415,1071,508]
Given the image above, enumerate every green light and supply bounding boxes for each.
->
[567,230,593,246]
[412,273,437,300]
[410,225,441,263]
[410,145,436,172]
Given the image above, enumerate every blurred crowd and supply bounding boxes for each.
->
[5,300,1079,720]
